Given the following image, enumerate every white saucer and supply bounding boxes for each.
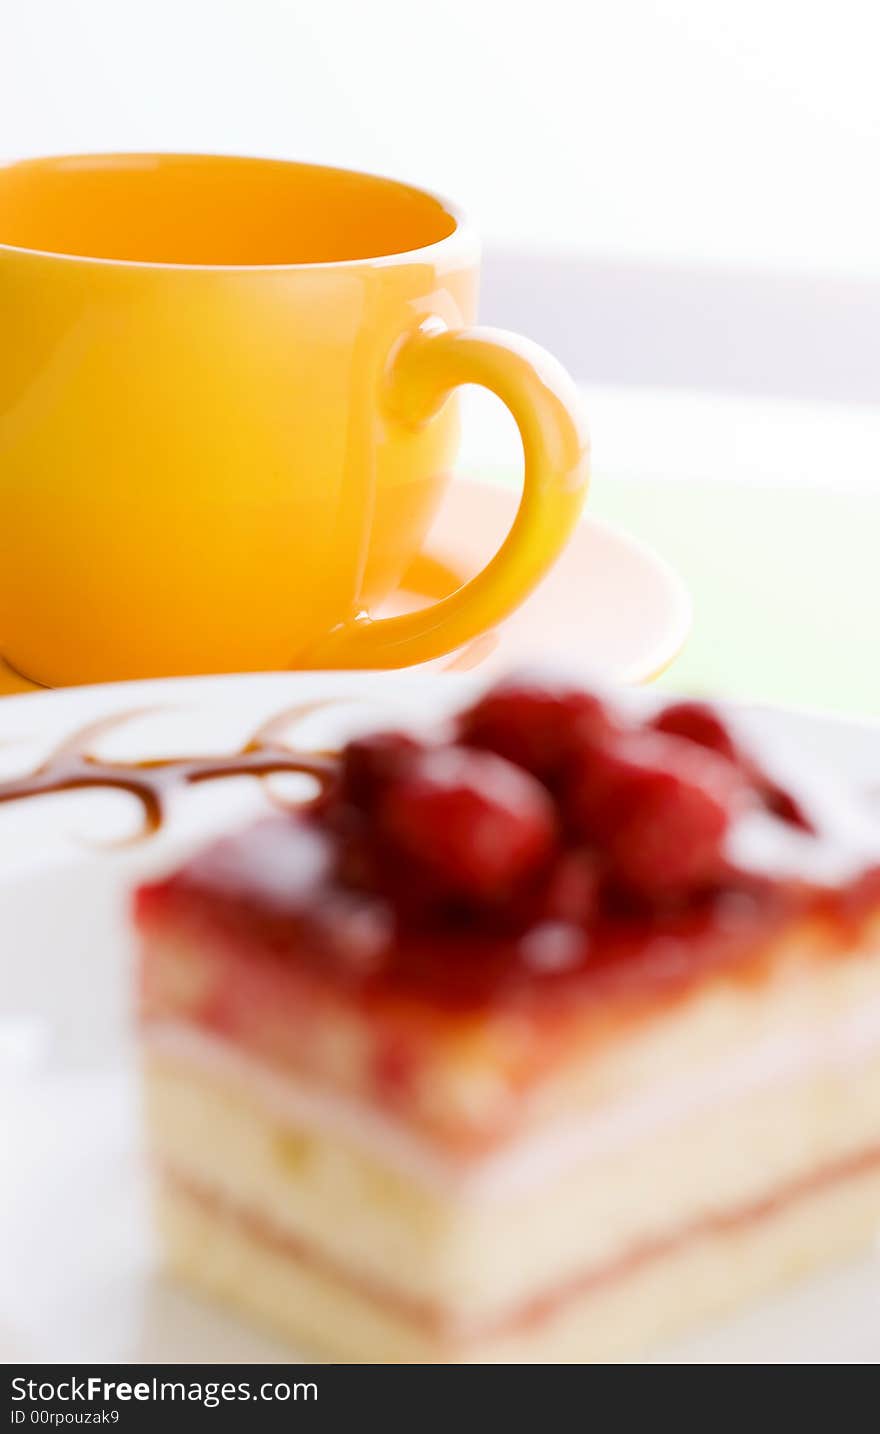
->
[1,671,879,1363]
[0,477,690,697]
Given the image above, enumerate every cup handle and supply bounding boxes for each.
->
[305,318,589,669]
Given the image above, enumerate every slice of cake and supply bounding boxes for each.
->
[135,675,880,1363]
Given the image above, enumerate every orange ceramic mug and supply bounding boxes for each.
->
[0,153,588,686]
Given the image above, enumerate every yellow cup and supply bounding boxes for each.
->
[0,152,588,686]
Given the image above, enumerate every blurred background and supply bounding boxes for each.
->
[4,0,879,712]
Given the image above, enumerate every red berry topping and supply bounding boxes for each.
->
[378,746,557,902]
[338,731,422,810]
[457,673,617,785]
[762,783,812,832]
[652,700,812,832]
[650,701,739,764]
[567,731,742,900]
[538,848,601,926]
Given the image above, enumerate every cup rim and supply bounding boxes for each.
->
[0,151,475,273]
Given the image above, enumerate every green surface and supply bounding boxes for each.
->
[588,478,880,716]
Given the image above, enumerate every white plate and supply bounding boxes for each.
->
[1,671,879,1364]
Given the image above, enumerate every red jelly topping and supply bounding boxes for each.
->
[565,729,743,901]
[651,698,814,833]
[334,730,423,812]
[456,671,617,787]
[650,700,740,763]
[134,674,876,1021]
[377,746,556,903]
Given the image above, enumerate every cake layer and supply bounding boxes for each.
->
[136,680,880,1362]
[157,1153,880,1362]
[144,953,880,1318]
[140,912,880,1154]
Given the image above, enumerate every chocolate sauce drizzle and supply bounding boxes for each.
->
[0,701,340,839]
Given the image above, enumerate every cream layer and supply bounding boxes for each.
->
[144,983,880,1203]
[158,1149,880,1360]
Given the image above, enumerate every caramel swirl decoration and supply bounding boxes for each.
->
[0,701,341,839]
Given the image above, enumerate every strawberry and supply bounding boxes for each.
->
[538,847,601,925]
[457,673,617,786]
[567,730,742,900]
[650,701,739,763]
[378,746,557,902]
[651,700,812,832]
[337,731,422,811]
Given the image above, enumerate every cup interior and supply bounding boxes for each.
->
[0,152,458,267]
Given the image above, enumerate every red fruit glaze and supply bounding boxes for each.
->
[762,783,812,832]
[135,677,880,1056]
[537,848,601,926]
[135,818,810,1020]
[567,731,742,899]
[651,700,813,833]
[650,701,739,764]
[457,673,617,785]
[336,731,422,811]
[378,746,557,902]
